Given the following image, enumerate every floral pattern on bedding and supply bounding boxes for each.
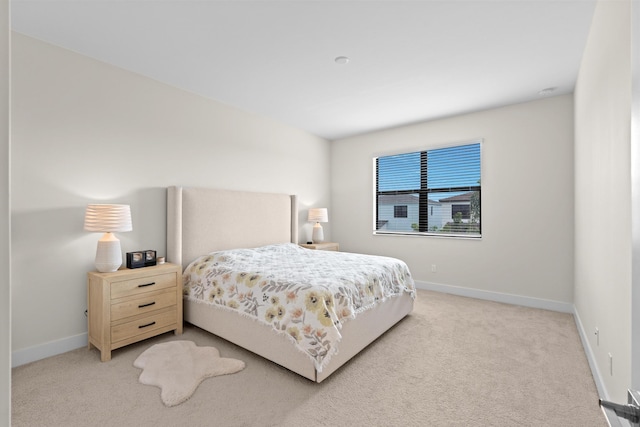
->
[182,243,416,371]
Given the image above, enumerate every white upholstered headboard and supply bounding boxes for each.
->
[167,186,299,270]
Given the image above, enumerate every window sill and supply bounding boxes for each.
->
[373,231,482,240]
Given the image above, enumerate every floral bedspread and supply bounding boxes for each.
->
[182,243,415,371]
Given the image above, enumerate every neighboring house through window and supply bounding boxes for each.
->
[378,195,418,231]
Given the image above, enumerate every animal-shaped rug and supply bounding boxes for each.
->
[134,340,245,406]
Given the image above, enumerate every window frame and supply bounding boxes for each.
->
[373,140,482,239]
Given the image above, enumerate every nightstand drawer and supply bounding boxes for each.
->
[110,272,176,299]
[111,289,177,321]
[111,307,177,343]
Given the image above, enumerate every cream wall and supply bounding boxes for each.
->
[574,0,632,402]
[331,95,575,306]
[10,33,330,362]
[1,0,10,423]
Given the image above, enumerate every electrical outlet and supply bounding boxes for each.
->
[595,327,599,346]
[431,264,437,273]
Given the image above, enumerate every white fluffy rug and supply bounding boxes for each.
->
[134,340,245,407]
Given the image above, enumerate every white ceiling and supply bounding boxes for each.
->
[10,0,597,141]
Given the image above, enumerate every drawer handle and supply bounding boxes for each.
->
[138,321,156,329]
[138,301,156,309]
[138,282,156,288]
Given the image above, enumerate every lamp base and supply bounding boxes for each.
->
[95,233,123,273]
[312,223,324,243]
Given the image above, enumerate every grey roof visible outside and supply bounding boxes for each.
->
[378,194,440,205]
[438,191,476,203]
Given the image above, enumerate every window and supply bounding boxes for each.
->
[452,204,470,220]
[374,141,481,237]
[394,205,408,218]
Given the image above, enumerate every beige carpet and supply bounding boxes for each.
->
[12,290,606,426]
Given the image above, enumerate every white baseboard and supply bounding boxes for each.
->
[573,308,609,400]
[12,333,87,368]
[415,279,609,399]
[415,280,574,313]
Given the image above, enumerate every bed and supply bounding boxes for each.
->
[166,186,415,382]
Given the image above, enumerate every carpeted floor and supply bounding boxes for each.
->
[12,290,606,426]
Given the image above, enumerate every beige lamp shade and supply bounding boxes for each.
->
[307,208,328,223]
[84,204,132,272]
[84,204,132,232]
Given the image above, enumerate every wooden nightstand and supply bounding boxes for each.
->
[87,263,183,362]
[300,242,340,251]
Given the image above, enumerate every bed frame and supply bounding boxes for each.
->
[166,186,414,382]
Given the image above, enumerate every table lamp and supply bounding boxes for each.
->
[308,208,328,243]
[84,204,132,272]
